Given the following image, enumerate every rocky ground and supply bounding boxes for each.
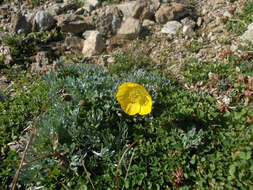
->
[0,0,252,89]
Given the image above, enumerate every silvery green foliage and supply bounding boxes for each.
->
[181,127,204,149]
[21,63,170,187]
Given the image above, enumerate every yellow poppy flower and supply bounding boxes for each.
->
[116,82,152,115]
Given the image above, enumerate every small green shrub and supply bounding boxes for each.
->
[226,2,253,34]
[108,53,156,75]
[11,63,252,189]
[0,75,49,190]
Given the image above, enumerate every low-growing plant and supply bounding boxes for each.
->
[5,62,251,189]
[0,74,48,189]
[108,53,156,75]
[185,37,206,53]
[226,2,253,34]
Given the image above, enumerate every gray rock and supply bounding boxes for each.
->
[57,14,93,34]
[82,30,105,57]
[34,11,56,32]
[116,0,145,19]
[155,3,187,24]
[11,12,32,34]
[161,21,182,35]
[117,17,141,39]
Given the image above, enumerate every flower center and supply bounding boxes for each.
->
[129,89,147,105]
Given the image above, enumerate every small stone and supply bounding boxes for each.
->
[210,35,217,42]
[202,8,208,15]
[0,46,13,65]
[161,21,182,35]
[183,25,194,35]
[0,76,9,91]
[82,30,105,57]
[142,19,155,27]
[181,17,195,34]
[230,44,238,52]
[197,17,202,27]
[223,11,233,18]
[117,17,141,40]
[75,7,84,15]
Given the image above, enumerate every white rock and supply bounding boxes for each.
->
[161,21,182,35]
[82,31,105,57]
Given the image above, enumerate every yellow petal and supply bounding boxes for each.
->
[125,102,141,115]
[139,95,152,115]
